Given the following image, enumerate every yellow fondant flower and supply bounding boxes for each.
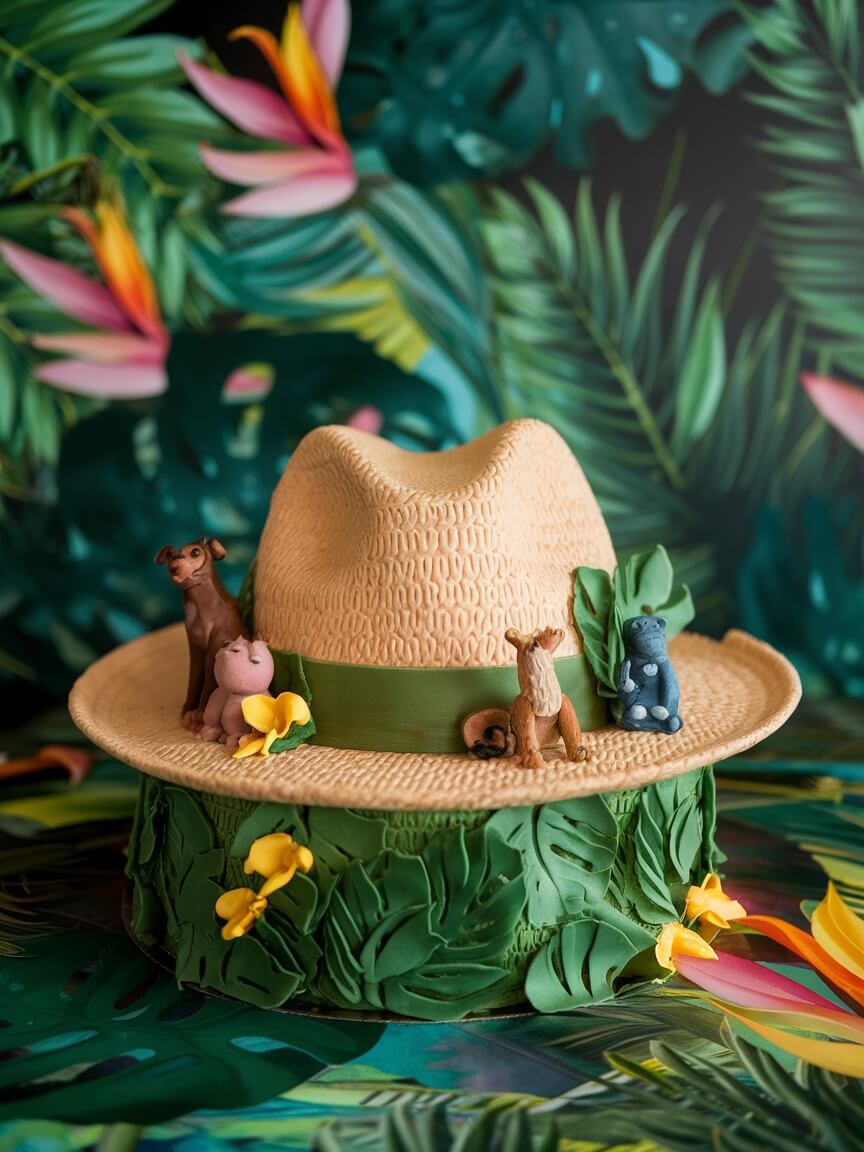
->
[685,873,747,931]
[656,922,718,971]
[215,887,268,940]
[215,832,315,942]
[233,691,312,758]
[244,832,315,898]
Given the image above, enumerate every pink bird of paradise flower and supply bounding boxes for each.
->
[659,875,864,1077]
[801,372,864,454]
[0,198,169,399]
[180,0,356,218]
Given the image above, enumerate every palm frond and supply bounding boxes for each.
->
[479,179,856,626]
[739,0,864,376]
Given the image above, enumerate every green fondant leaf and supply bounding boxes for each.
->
[574,545,694,694]
[668,790,703,884]
[525,915,652,1013]
[230,802,307,860]
[268,871,319,935]
[632,795,680,922]
[270,649,313,706]
[307,806,389,915]
[573,566,619,698]
[320,851,441,1010]
[422,826,526,962]
[383,962,514,1022]
[488,797,618,926]
[269,716,317,754]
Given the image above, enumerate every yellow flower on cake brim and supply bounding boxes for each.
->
[244,831,314,897]
[686,873,747,931]
[233,691,312,758]
[656,922,718,971]
[215,887,268,940]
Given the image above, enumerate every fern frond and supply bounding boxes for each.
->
[739,0,864,376]
[480,180,855,624]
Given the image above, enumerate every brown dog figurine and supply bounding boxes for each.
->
[505,627,587,770]
[155,538,249,730]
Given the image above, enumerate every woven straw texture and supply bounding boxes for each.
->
[254,420,616,665]
[69,622,800,810]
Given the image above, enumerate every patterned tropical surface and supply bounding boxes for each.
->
[1,0,863,1146]
[0,700,861,1150]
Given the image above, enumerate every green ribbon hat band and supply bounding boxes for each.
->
[271,649,606,755]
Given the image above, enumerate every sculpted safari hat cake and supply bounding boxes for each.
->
[70,419,800,1019]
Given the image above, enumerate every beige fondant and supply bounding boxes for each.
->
[253,420,616,666]
[71,622,799,810]
[69,418,801,809]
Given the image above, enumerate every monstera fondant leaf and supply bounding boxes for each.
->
[488,797,618,926]
[525,909,656,1013]
[422,825,525,962]
[320,851,441,1010]
[319,826,525,1019]
[629,775,705,924]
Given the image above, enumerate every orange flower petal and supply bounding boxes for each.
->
[230,24,293,101]
[66,202,162,340]
[741,913,864,1011]
[281,4,342,140]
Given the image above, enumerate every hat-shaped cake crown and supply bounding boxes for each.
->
[254,419,615,667]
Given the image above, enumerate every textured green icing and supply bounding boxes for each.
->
[126,766,716,1020]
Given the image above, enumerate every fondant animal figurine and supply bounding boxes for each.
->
[505,627,587,769]
[199,636,274,748]
[155,537,249,730]
[617,615,683,733]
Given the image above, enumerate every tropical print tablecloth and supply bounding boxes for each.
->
[0,699,862,1152]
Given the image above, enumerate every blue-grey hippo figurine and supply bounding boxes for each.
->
[617,615,683,734]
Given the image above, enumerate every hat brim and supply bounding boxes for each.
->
[69,623,800,810]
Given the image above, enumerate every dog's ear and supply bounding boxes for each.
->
[504,628,523,650]
[154,545,174,565]
[206,538,227,561]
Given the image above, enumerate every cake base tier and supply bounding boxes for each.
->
[126,766,717,1021]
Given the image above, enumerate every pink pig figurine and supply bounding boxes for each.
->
[199,636,274,749]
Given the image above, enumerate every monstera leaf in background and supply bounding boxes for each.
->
[341,0,752,183]
[738,497,864,699]
[0,331,459,697]
[0,929,383,1124]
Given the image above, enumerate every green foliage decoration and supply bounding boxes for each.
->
[487,796,618,926]
[125,767,714,1022]
[740,0,864,377]
[738,496,864,698]
[608,768,713,927]
[0,330,460,693]
[311,1101,559,1152]
[0,923,383,1125]
[341,0,752,183]
[318,826,525,1020]
[525,909,656,1014]
[574,544,694,698]
[481,181,858,628]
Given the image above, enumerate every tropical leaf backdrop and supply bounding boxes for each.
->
[0,0,861,715]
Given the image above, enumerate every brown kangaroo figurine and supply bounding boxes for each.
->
[505,626,587,770]
[155,538,249,731]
